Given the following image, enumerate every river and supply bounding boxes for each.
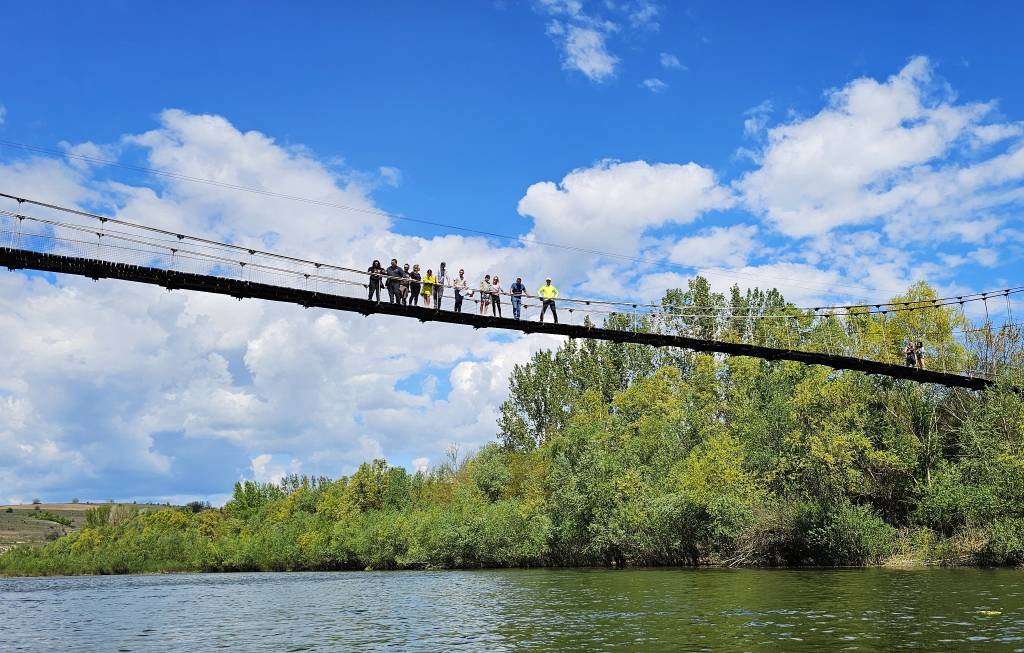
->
[2,568,1023,651]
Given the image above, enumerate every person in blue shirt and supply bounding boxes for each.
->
[509,277,528,320]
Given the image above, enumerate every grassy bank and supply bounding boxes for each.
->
[1,455,1023,576]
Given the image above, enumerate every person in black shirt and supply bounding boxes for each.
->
[384,259,403,304]
[367,260,385,302]
[401,263,411,304]
[409,264,422,306]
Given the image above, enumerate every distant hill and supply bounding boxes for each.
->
[0,502,172,551]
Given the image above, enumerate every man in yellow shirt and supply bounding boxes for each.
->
[538,277,559,324]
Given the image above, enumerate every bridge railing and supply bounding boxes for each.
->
[1,203,1021,384]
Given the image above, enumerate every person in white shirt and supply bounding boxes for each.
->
[479,275,492,316]
[451,268,469,313]
[490,276,503,317]
[434,262,448,310]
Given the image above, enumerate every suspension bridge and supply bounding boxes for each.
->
[1,192,1020,391]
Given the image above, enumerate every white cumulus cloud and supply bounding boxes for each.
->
[738,56,1024,240]
[559,25,619,81]
[641,78,668,93]
[518,159,734,255]
[0,110,573,502]
[669,224,759,268]
[659,52,685,70]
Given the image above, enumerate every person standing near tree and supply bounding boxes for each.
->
[510,276,527,320]
[538,277,559,323]
[452,268,469,313]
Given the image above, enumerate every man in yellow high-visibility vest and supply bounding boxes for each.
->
[538,277,559,324]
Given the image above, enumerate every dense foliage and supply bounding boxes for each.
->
[3,279,1023,576]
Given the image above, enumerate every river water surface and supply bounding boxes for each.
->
[3,568,1024,651]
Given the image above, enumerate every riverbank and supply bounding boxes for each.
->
[1,489,1021,577]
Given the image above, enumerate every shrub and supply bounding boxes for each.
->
[471,444,512,502]
[918,465,999,534]
[810,501,894,565]
[735,500,893,566]
[29,511,73,527]
[983,518,1024,566]
[85,505,112,528]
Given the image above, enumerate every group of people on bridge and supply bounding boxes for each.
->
[366,259,562,323]
[904,340,926,369]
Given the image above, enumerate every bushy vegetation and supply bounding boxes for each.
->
[2,279,1022,576]
[27,510,74,527]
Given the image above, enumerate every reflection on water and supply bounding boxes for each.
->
[2,568,1024,651]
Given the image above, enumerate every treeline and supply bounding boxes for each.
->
[2,279,1023,576]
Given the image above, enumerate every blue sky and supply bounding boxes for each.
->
[1,1,1023,503]
[7,1,1023,241]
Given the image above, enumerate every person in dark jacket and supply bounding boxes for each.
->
[384,259,403,304]
[409,264,422,306]
[367,260,385,302]
[401,263,412,304]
